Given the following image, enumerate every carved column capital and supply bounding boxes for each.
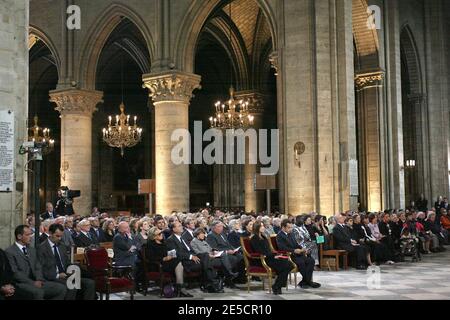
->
[49,89,103,116]
[355,70,384,91]
[142,71,202,104]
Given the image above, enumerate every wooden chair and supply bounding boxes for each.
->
[85,247,135,300]
[240,237,296,293]
[268,235,297,288]
[319,234,348,271]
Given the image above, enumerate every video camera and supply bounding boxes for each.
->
[56,186,81,216]
[59,186,81,200]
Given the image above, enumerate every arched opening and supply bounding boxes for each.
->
[94,18,151,214]
[189,0,277,211]
[400,26,424,206]
[28,38,59,213]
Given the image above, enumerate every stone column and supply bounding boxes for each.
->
[355,71,384,212]
[0,0,28,248]
[423,0,450,200]
[235,91,266,213]
[142,71,201,215]
[49,89,103,216]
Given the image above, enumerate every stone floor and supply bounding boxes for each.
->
[111,249,450,300]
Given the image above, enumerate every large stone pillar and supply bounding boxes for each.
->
[0,0,28,248]
[235,91,266,213]
[142,71,201,215]
[49,89,103,216]
[423,0,450,201]
[355,71,384,212]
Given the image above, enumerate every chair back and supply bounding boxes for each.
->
[269,235,278,252]
[85,247,109,272]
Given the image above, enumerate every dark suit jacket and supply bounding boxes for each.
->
[41,211,58,220]
[113,233,136,266]
[74,231,99,248]
[0,249,14,287]
[90,228,105,243]
[332,224,354,251]
[206,232,235,251]
[166,234,196,261]
[276,231,299,253]
[38,233,49,244]
[37,240,70,281]
[5,244,44,284]
[181,229,194,244]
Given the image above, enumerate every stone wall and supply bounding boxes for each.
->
[0,0,28,248]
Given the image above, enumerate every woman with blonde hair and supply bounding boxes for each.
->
[102,218,116,242]
[135,218,151,250]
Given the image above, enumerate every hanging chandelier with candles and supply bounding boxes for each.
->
[209,86,254,130]
[102,55,143,157]
[102,102,142,157]
[209,2,254,130]
[28,115,55,155]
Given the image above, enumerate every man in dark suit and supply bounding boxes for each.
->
[333,214,369,269]
[41,202,58,220]
[5,225,67,300]
[181,218,196,244]
[276,219,320,288]
[37,224,96,300]
[166,221,217,290]
[74,219,99,248]
[89,217,105,243]
[0,248,34,300]
[206,221,244,285]
[113,221,138,267]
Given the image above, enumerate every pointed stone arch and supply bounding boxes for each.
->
[78,3,155,90]
[173,0,277,74]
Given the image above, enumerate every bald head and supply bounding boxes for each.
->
[118,221,130,234]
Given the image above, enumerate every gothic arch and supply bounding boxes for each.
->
[400,25,423,96]
[200,12,250,91]
[29,25,61,79]
[174,0,277,74]
[78,3,155,90]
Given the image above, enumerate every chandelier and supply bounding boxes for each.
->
[102,54,143,157]
[209,86,254,130]
[28,115,55,155]
[209,1,254,130]
[102,102,142,157]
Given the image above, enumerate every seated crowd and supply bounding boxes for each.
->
[1,196,449,300]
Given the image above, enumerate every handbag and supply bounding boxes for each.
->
[162,284,176,298]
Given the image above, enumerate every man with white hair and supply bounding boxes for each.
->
[74,219,98,248]
[113,221,138,267]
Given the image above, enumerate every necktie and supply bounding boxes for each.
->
[53,245,65,274]
[180,238,190,251]
[22,247,28,256]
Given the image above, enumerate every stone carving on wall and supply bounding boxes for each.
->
[354,70,384,91]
